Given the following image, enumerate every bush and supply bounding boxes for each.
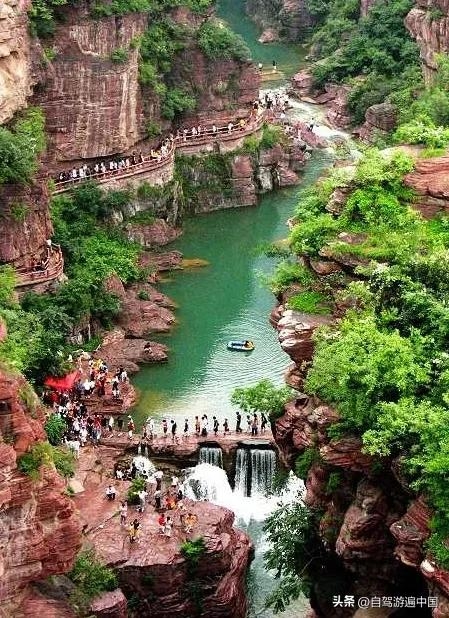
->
[110,48,129,63]
[231,379,293,421]
[294,448,322,479]
[127,477,146,504]
[45,413,67,445]
[268,261,315,295]
[286,291,331,315]
[180,537,207,570]
[69,549,117,612]
[0,107,46,186]
[161,88,196,120]
[17,441,74,479]
[29,0,68,38]
[198,21,250,62]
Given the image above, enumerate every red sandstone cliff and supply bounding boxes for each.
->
[0,368,81,618]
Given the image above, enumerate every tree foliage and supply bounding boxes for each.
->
[231,379,293,421]
[198,21,251,61]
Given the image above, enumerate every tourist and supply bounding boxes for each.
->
[154,488,162,510]
[258,62,263,71]
[162,419,168,437]
[129,518,140,543]
[213,416,219,436]
[227,122,233,134]
[138,488,148,513]
[246,415,251,433]
[116,468,124,481]
[165,515,173,538]
[272,60,277,73]
[145,417,155,440]
[171,475,179,490]
[155,469,163,490]
[261,412,268,433]
[223,418,229,435]
[236,412,242,433]
[127,417,135,440]
[117,416,124,432]
[184,512,197,534]
[183,128,188,142]
[108,415,114,433]
[120,501,127,525]
[251,414,258,436]
[171,419,177,442]
[201,415,208,437]
[195,416,200,436]
[184,418,189,438]
[158,513,166,534]
[105,484,116,501]
[212,124,217,135]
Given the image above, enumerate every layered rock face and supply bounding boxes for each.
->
[0,180,53,268]
[246,0,315,42]
[0,0,37,124]
[356,102,397,142]
[405,154,449,217]
[0,368,81,617]
[34,5,148,164]
[406,0,449,81]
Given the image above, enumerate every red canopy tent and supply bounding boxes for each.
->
[44,370,80,391]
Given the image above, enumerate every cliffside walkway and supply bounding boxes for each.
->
[52,112,265,195]
[15,246,64,290]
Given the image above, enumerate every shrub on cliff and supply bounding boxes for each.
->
[162,88,196,120]
[17,441,75,479]
[0,107,46,186]
[231,379,293,421]
[69,549,118,614]
[45,413,68,445]
[198,21,250,62]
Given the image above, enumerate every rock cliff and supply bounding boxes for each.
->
[0,0,39,124]
[0,368,81,618]
[406,0,449,81]
[246,0,315,42]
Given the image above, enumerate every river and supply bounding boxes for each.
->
[131,3,337,616]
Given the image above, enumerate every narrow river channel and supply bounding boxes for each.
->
[132,4,337,615]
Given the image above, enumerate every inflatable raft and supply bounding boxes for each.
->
[227,340,255,351]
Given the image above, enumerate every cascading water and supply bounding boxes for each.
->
[132,455,156,479]
[234,448,249,495]
[250,449,276,496]
[199,446,223,468]
[234,448,276,496]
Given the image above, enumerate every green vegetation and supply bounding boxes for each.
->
[278,147,449,570]
[127,477,146,504]
[180,537,207,568]
[69,549,118,614]
[263,502,317,612]
[294,448,322,479]
[29,0,68,38]
[243,124,287,154]
[162,88,196,120]
[91,0,211,18]
[175,153,235,211]
[0,107,46,186]
[17,441,75,479]
[286,291,331,314]
[0,183,144,383]
[308,0,420,123]
[45,413,68,445]
[110,48,129,63]
[231,379,293,421]
[198,20,251,62]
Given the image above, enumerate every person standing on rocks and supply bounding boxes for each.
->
[138,489,148,513]
[184,418,189,439]
[164,515,173,538]
[251,414,258,437]
[213,416,219,436]
[158,513,166,534]
[154,488,162,511]
[261,412,268,433]
[155,469,163,491]
[236,412,242,433]
[162,419,168,437]
[195,416,200,436]
[128,519,140,543]
[223,418,229,435]
[120,501,127,525]
[246,415,252,433]
[171,419,177,442]
[127,416,135,440]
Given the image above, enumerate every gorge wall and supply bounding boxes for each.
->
[0,367,81,618]
[245,0,315,42]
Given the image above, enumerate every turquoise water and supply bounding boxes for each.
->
[133,155,331,427]
[217,0,305,79]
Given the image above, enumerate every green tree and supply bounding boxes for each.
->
[231,379,293,421]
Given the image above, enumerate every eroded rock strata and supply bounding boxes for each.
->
[0,368,81,618]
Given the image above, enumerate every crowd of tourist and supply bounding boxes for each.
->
[104,461,199,543]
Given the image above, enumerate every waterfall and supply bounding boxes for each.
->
[234,448,276,497]
[144,445,149,458]
[132,455,156,479]
[183,462,305,524]
[198,446,223,468]
[234,448,249,496]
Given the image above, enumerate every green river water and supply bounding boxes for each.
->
[131,3,335,615]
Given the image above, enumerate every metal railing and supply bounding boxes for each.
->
[15,247,64,288]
